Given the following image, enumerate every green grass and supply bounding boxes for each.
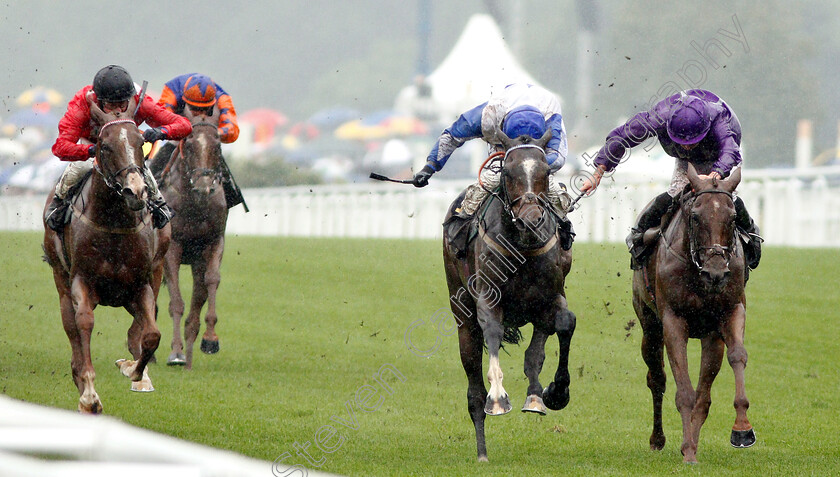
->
[1,231,839,476]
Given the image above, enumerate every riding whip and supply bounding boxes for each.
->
[369,172,413,184]
[134,80,148,118]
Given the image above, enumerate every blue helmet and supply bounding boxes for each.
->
[502,105,546,140]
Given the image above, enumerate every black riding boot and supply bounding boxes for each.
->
[734,196,762,270]
[221,167,244,209]
[149,197,174,229]
[45,195,70,232]
[627,192,673,269]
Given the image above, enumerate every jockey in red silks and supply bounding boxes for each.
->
[152,73,244,209]
[412,83,572,217]
[580,89,762,270]
[47,65,192,231]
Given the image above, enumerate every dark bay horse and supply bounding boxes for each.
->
[43,96,170,413]
[443,130,576,462]
[155,106,228,369]
[634,164,754,463]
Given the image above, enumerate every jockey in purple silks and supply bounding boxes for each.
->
[580,89,762,270]
[412,83,572,217]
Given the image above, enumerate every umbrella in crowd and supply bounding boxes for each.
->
[334,110,428,141]
[16,86,64,108]
[240,108,289,144]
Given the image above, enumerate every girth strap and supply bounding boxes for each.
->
[72,203,150,234]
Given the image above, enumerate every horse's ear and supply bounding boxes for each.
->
[686,162,704,191]
[210,104,220,124]
[496,126,514,150]
[126,96,138,119]
[722,166,741,192]
[536,129,551,150]
[184,105,195,122]
[88,94,109,125]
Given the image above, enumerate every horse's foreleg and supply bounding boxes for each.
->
[723,303,755,448]
[662,309,697,463]
[521,327,549,415]
[637,298,666,450]
[544,300,575,411]
[478,302,510,416]
[164,243,186,365]
[458,319,489,462]
[200,237,224,354]
[690,335,724,453]
[119,285,160,392]
[184,261,209,370]
[70,277,102,414]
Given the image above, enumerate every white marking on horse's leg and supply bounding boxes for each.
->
[486,354,507,401]
[78,370,100,412]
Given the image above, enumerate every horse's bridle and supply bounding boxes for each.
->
[684,188,736,271]
[95,119,145,196]
[179,122,223,189]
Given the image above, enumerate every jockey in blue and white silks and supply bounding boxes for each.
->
[412,83,570,216]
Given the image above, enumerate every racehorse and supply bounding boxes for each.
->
[442,129,576,462]
[155,106,228,369]
[633,164,755,463]
[43,96,170,414]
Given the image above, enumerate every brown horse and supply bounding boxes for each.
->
[43,96,170,414]
[634,164,754,463]
[155,106,228,369]
[443,130,576,462]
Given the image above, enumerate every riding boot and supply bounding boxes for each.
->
[222,173,243,209]
[734,196,762,270]
[45,194,70,232]
[149,196,173,229]
[627,192,673,269]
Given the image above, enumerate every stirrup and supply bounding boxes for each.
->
[149,201,173,229]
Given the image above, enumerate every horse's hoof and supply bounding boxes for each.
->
[115,359,136,377]
[78,400,103,415]
[477,455,489,463]
[130,379,155,392]
[650,433,666,450]
[543,383,570,411]
[484,395,512,416]
[200,339,219,354]
[521,394,547,415]
[167,352,186,366]
[730,428,756,448]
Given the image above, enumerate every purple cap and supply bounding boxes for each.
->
[667,94,711,145]
[502,105,546,140]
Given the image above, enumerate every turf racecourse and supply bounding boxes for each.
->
[1,230,838,476]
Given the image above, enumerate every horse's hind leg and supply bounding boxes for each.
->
[723,303,755,448]
[164,241,186,365]
[184,260,209,370]
[544,301,576,411]
[199,237,224,355]
[521,327,549,415]
[637,300,666,450]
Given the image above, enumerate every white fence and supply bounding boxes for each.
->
[2,167,840,247]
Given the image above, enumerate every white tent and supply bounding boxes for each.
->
[395,14,558,126]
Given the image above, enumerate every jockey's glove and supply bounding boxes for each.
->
[412,165,435,188]
[143,128,167,143]
[88,145,96,157]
